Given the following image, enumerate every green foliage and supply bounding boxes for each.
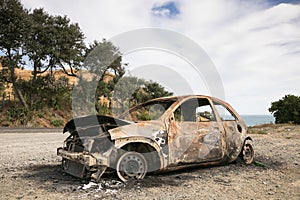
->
[0,0,174,127]
[137,112,151,121]
[269,95,300,124]
[84,39,124,78]
[5,105,33,125]
[111,76,173,116]
[87,40,125,98]
[132,81,173,104]
[26,8,86,77]
[253,161,266,167]
[72,39,125,116]
[50,117,63,127]
[0,0,30,108]
[37,111,45,118]
[96,104,110,115]
[0,1,85,110]
[0,0,29,56]
[16,75,72,110]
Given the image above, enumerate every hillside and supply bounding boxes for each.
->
[1,68,76,101]
[0,65,116,128]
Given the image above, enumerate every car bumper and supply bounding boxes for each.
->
[57,148,109,179]
[57,148,108,166]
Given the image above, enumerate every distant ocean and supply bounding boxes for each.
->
[241,115,275,127]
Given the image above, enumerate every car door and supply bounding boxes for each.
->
[213,101,244,160]
[167,97,225,165]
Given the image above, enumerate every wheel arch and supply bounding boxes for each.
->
[114,137,165,172]
[243,136,253,142]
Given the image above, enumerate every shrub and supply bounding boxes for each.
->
[269,95,300,124]
[50,118,63,127]
[5,105,33,126]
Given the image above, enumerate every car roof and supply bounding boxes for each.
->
[144,95,221,103]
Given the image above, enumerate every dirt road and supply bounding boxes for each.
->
[0,125,299,199]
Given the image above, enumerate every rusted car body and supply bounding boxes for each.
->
[57,95,254,182]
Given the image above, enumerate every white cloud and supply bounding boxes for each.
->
[21,0,300,114]
[152,8,171,17]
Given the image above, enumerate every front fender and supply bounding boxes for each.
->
[113,136,166,170]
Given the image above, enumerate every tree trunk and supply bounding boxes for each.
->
[7,51,29,110]
[13,84,29,110]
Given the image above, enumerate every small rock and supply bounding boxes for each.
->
[183,183,191,188]
[82,181,98,190]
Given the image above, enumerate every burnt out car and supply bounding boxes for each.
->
[57,95,254,182]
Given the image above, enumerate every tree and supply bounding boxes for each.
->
[132,81,173,104]
[111,77,173,115]
[72,39,125,116]
[1,1,85,109]
[0,0,30,109]
[25,8,85,107]
[269,95,300,124]
[84,39,124,81]
[111,76,145,114]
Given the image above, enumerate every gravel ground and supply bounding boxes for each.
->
[0,125,299,200]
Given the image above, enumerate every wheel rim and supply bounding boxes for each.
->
[117,152,147,182]
[243,143,254,164]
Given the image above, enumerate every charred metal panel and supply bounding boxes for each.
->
[62,160,86,178]
[222,121,244,161]
[108,120,165,140]
[168,120,224,165]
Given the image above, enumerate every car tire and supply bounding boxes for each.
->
[242,140,254,164]
[116,151,148,182]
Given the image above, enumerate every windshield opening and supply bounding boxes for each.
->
[119,100,176,122]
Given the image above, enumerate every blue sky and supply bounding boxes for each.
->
[152,1,180,18]
[267,0,300,5]
[21,0,300,114]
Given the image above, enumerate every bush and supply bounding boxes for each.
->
[50,118,63,127]
[5,105,33,126]
[269,95,300,124]
[16,75,72,111]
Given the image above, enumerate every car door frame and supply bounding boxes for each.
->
[164,96,226,166]
[211,98,246,161]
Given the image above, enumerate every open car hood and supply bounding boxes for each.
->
[63,115,134,136]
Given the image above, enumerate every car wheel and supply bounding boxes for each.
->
[242,140,254,164]
[116,151,148,182]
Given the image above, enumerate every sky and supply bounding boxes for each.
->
[21,0,300,114]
